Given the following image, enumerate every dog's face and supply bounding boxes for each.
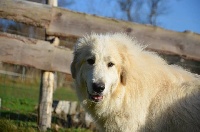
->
[71,35,127,103]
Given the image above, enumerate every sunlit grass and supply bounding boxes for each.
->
[0,76,86,131]
[0,77,77,113]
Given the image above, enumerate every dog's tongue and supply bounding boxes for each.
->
[89,94,103,102]
[93,95,103,100]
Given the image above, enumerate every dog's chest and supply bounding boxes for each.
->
[94,110,141,132]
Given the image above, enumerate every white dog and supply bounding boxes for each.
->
[71,33,200,132]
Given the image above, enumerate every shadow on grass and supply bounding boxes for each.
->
[0,111,37,122]
[0,110,73,129]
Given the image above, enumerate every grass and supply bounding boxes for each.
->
[0,119,37,132]
[0,76,77,113]
[54,86,77,101]
[0,118,91,132]
[0,75,89,131]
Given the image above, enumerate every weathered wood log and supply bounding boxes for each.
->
[54,100,70,114]
[0,0,200,61]
[38,71,54,131]
[38,1,58,131]
[0,0,51,28]
[52,100,95,129]
[69,101,78,115]
[0,32,72,74]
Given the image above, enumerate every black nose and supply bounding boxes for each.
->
[92,82,105,93]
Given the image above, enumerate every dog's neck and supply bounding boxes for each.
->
[82,85,149,131]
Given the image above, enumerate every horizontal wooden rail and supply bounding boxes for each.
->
[0,0,51,28]
[0,0,200,61]
[0,32,72,74]
[0,70,24,77]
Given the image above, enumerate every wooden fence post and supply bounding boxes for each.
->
[38,0,58,131]
[38,71,54,131]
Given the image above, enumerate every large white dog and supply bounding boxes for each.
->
[71,33,200,132]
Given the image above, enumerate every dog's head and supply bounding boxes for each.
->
[71,34,138,103]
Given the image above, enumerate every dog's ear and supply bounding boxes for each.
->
[120,68,127,85]
[70,61,76,79]
[120,50,129,86]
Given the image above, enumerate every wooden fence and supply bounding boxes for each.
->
[1,0,200,63]
[0,32,72,73]
[0,0,200,131]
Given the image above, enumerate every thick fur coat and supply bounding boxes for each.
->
[71,33,200,132]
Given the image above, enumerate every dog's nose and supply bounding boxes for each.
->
[92,82,105,93]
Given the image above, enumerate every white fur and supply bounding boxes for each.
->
[71,33,200,132]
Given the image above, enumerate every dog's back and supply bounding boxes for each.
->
[140,78,200,131]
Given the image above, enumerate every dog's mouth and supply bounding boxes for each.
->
[88,93,103,102]
[86,83,104,102]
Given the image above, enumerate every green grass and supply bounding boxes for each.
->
[0,77,77,113]
[0,76,88,131]
[0,80,38,113]
[54,87,77,101]
[0,118,91,132]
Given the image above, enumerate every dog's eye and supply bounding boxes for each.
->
[108,62,114,67]
[87,58,95,65]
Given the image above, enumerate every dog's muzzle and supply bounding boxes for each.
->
[88,82,105,102]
